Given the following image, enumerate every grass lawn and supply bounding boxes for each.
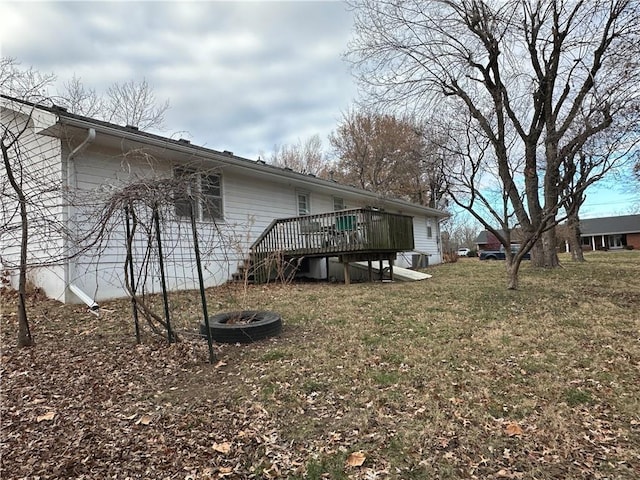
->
[1,251,639,479]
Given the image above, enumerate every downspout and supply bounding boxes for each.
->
[68,128,96,161]
[64,128,96,303]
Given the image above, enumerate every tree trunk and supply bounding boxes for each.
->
[567,209,585,262]
[2,142,34,347]
[530,230,560,267]
[530,239,545,267]
[17,196,32,347]
[505,258,519,290]
[541,229,560,267]
[17,292,32,347]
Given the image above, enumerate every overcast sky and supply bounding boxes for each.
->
[1,1,356,160]
[2,1,636,218]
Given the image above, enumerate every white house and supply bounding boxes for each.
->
[1,95,448,304]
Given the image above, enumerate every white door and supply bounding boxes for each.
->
[608,235,623,249]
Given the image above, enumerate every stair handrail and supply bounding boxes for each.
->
[250,218,281,253]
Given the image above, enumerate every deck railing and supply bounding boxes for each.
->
[249,208,414,281]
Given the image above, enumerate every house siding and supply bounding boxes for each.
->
[409,215,441,267]
[62,142,446,302]
[2,99,447,303]
[0,105,66,301]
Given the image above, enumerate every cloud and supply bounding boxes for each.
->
[1,1,356,158]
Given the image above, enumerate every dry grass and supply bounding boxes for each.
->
[2,251,639,479]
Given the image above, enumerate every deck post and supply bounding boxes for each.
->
[379,260,383,281]
[343,261,350,285]
[367,260,373,282]
[389,257,394,281]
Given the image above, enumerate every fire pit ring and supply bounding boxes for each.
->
[200,310,283,344]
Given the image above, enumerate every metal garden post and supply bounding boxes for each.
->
[124,205,141,344]
[153,204,174,343]
[189,201,216,363]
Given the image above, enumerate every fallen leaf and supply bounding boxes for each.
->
[213,441,231,454]
[218,466,233,476]
[36,411,56,422]
[505,422,524,436]
[214,360,227,369]
[136,414,152,425]
[346,451,366,467]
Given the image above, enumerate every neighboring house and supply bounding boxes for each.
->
[1,95,448,304]
[475,229,524,251]
[570,214,640,251]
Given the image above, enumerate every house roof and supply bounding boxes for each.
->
[475,230,499,244]
[579,214,640,236]
[475,229,524,245]
[2,94,448,219]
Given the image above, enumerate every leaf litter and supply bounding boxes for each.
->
[2,252,640,479]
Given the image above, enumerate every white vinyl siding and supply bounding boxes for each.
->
[4,119,444,302]
[0,105,67,300]
[412,215,442,266]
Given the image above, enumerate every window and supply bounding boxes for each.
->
[201,173,222,220]
[174,167,223,221]
[426,219,433,238]
[174,167,196,218]
[581,236,591,246]
[297,192,310,216]
[333,196,345,211]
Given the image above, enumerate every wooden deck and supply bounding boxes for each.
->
[249,208,414,283]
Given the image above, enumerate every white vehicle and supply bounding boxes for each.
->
[457,247,470,257]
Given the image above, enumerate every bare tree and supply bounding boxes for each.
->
[1,59,59,346]
[347,0,640,287]
[444,214,482,252]
[329,108,446,206]
[54,76,170,131]
[562,133,638,261]
[1,61,171,347]
[58,75,103,118]
[3,56,171,132]
[1,57,55,101]
[103,78,169,130]
[266,134,328,176]
[2,107,34,346]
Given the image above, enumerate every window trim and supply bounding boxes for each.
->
[200,172,223,221]
[297,190,310,216]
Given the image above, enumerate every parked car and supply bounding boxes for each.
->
[457,247,471,257]
[479,244,531,260]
